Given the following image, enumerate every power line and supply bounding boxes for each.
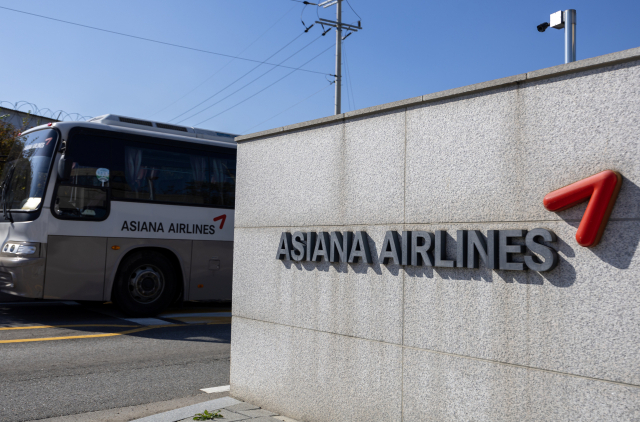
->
[177,35,327,124]
[345,0,362,21]
[147,5,297,119]
[343,41,351,111]
[171,31,314,123]
[195,43,335,127]
[343,41,356,111]
[0,5,329,76]
[241,83,333,134]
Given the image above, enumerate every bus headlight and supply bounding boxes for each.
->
[16,245,37,255]
[2,242,38,256]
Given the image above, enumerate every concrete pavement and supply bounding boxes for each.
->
[0,299,232,421]
[132,396,300,422]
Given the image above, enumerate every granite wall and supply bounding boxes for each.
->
[230,47,640,421]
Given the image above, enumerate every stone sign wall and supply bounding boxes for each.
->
[230,47,640,421]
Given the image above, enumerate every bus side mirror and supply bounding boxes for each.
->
[57,156,72,180]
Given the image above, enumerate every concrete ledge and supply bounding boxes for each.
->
[526,45,640,81]
[419,73,526,105]
[281,113,345,132]
[235,46,640,143]
[343,95,423,119]
[235,126,284,142]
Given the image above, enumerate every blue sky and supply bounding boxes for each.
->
[0,0,639,135]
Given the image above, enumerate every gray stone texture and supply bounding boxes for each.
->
[233,225,404,344]
[402,348,640,422]
[232,48,640,421]
[230,317,402,422]
[342,110,405,225]
[234,109,408,228]
[234,122,344,228]
[402,220,640,386]
[405,60,640,224]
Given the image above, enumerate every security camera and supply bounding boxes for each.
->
[537,22,550,32]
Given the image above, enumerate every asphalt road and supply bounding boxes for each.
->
[0,295,231,422]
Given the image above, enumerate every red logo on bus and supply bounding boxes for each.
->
[213,214,227,229]
[543,170,622,247]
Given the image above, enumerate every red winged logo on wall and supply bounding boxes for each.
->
[543,170,622,247]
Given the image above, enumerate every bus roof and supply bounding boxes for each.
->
[88,114,237,143]
[23,114,238,149]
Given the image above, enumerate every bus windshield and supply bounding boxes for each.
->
[0,129,58,211]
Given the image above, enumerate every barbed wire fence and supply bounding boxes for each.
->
[0,101,91,166]
[0,100,92,122]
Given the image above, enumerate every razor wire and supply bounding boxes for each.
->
[0,101,92,122]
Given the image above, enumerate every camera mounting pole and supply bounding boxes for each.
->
[563,9,576,63]
[316,0,362,115]
[538,9,576,64]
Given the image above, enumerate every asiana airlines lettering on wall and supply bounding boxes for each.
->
[276,229,559,272]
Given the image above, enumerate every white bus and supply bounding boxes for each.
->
[0,114,236,316]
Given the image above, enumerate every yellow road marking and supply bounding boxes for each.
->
[0,320,225,344]
[0,324,137,331]
[0,326,156,344]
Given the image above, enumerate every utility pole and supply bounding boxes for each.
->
[335,0,342,115]
[316,0,361,115]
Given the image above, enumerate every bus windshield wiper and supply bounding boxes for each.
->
[1,165,15,223]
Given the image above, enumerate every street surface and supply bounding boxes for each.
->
[0,293,231,422]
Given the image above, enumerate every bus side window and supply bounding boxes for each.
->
[52,133,111,221]
[54,185,108,219]
[111,141,236,208]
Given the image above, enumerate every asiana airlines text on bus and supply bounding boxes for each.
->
[120,221,217,235]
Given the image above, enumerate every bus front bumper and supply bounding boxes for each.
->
[0,257,45,298]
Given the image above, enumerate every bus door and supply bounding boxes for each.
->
[43,236,106,300]
[44,128,110,300]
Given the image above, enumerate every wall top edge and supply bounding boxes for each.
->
[234,45,640,143]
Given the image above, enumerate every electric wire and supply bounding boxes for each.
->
[174,33,324,124]
[345,0,362,21]
[147,5,297,119]
[195,43,336,127]
[300,3,310,30]
[0,5,328,76]
[343,41,356,111]
[170,31,308,123]
[241,82,333,134]
[343,42,351,111]
[316,3,325,32]
[343,56,351,111]
[177,34,327,124]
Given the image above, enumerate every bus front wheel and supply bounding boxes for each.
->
[113,251,179,317]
